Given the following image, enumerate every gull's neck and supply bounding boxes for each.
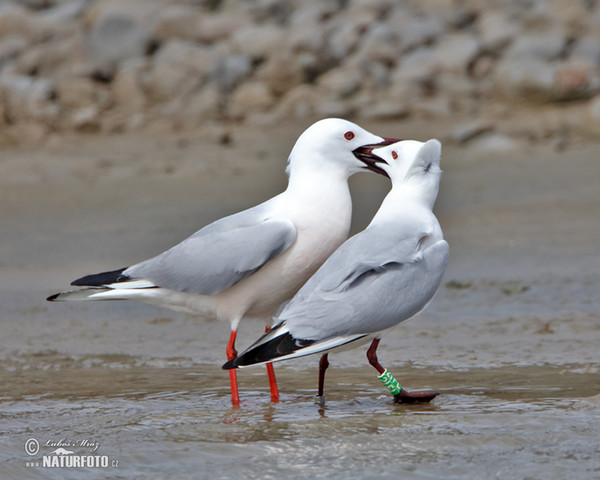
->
[285,154,352,200]
[281,156,354,235]
[392,176,439,208]
[371,185,438,227]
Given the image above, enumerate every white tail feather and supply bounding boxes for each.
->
[48,284,217,317]
[49,288,114,302]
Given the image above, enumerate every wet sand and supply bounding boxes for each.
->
[1,119,599,478]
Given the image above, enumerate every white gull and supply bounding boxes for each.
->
[47,118,398,406]
[224,138,448,404]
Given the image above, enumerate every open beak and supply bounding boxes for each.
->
[353,137,402,178]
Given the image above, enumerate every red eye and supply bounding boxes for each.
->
[344,131,354,140]
[391,151,398,159]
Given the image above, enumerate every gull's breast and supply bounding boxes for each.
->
[214,197,352,323]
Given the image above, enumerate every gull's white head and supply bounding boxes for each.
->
[373,139,443,208]
[286,118,399,179]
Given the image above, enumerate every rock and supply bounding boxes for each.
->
[477,11,518,52]
[585,94,600,138]
[182,85,223,121]
[20,0,61,9]
[0,4,53,43]
[0,35,28,65]
[571,36,600,64]
[150,84,223,131]
[111,60,146,112]
[468,132,522,153]
[469,53,495,80]
[287,9,327,54]
[86,8,152,75]
[295,50,332,84]
[392,46,437,84]
[315,98,352,118]
[452,121,493,144]
[385,82,421,107]
[153,5,201,41]
[494,58,556,101]
[432,33,479,74]
[149,40,216,100]
[69,106,100,131]
[196,12,245,43]
[14,28,88,78]
[0,0,598,141]
[210,54,252,93]
[55,76,100,109]
[436,73,479,112]
[230,24,285,61]
[0,71,58,123]
[273,84,322,119]
[256,51,305,97]
[101,110,144,133]
[197,121,232,145]
[247,0,293,24]
[360,100,409,120]
[3,122,49,145]
[412,97,452,118]
[354,22,400,65]
[360,59,392,90]
[317,66,361,99]
[39,0,87,25]
[553,60,600,101]
[444,4,478,29]
[345,0,393,21]
[504,29,567,61]
[83,0,163,30]
[390,14,443,52]
[327,21,364,61]
[228,81,275,118]
[495,57,599,102]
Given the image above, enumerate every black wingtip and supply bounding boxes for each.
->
[222,359,237,370]
[71,267,129,286]
[230,332,315,368]
[46,293,59,302]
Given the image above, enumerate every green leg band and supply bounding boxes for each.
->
[378,369,403,396]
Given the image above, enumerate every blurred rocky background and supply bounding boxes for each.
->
[1,0,600,148]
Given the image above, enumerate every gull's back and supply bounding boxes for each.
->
[278,205,448,341]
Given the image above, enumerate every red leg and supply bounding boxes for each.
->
[226,329,240,408]
[317,353,329,398]
[366,338,385,374]
[366,338,438,404]
[264,325,280,403]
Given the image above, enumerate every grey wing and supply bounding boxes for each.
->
[289,224,421,301]
[124,218,296,295]
[283,235,449,340]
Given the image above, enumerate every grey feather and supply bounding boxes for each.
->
[276,220,448,340]
[307,224,423,294]
[124,203,297,295]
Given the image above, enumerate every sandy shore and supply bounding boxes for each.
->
[1,119,599,479]
[2,118,599,370]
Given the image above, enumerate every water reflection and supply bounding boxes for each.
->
[2,358,599,479]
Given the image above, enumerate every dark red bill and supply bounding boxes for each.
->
[353,137,402,177]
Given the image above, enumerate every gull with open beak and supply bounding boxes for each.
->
[224,138,448,404]
[47,118,399,407]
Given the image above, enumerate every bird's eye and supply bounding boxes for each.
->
[391,151,398,159]
[424,162,432,172]
[344,131,354,140]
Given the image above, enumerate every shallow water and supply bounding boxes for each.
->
[2,129,600,478]
[2,356,600,480]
